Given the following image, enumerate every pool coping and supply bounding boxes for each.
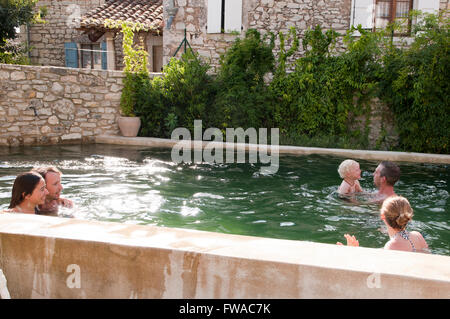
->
[0,213,449,298]
[95,135,450,164]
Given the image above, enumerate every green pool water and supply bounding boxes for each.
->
[0,144,448,255]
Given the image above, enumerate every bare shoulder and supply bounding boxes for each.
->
[384,240,398,250]
[409,230,423,237]
[410,231,429,248]
[410,231,426,242]
[384,239,411,252]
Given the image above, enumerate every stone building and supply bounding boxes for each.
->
[20,0,164,71]
[20,0,104,67]
[163,0,447,70]
[77,0,164,72]
[20,0,448,72]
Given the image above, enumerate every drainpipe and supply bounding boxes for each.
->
[26,22,31,60]
[166,0,178,29]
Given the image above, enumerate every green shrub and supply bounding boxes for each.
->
[122,15,449,154]
[135,51,216,137]
[0,40,30,64]
[270,25,380,143]
[212,29,276,131]
[378,11,450,153]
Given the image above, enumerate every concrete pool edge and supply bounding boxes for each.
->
[0,213,449,298]
[95,135,450,164]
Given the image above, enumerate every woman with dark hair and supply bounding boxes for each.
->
[1,172,49,214]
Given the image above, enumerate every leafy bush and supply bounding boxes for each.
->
[212,29,276,131]
[269,25,380,144]
[137,29,277,138]
[135,51,216,137]
[0,40,30,64]
[378,11,450,153]
[125,13,449,154]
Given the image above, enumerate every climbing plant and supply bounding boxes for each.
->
[104,19,150,117]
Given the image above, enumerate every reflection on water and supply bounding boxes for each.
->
[0,144,448,255]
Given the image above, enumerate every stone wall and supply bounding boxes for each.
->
[164,0,450,71]
[0,63,397,149]
[164,0,351,71]
[20,0,449,71]
[0,63,124,146]
[20,0,163,72]
[21,0,105,67]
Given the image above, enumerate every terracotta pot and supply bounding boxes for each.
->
[118,117,141,137]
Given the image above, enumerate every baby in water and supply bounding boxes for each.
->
[337,159,363,195]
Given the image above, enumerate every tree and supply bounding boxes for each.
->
[0,0,40,46]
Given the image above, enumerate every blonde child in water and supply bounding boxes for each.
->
[337,159,363,195]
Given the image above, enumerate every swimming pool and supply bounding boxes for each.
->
[0,144,448,255]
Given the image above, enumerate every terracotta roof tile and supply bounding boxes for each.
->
[79,0,163,34]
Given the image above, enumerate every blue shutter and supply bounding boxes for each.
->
[64,42,78,68]
[101,41,107,70]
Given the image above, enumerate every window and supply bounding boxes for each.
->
[81,44,102,69]
[64,42,107,69]
[207,0,242,34]
[351,0,441,35]
[375,0,412,32]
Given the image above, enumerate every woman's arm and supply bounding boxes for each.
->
[337,234,360,247]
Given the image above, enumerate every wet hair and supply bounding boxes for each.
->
[9,171,44,209]
[381,196,413,230]
[338,159,359,179]
[379,161,400,186]
[32,166,62,180]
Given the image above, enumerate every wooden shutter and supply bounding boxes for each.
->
[416,0,440,14]
[101,42,107,70]
[350,0,375,29]
[224,0,242,33]
[207,0,222,33]
[64,42,78,68]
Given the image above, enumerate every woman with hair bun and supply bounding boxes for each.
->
[337,196,429,253]
[1,172,49,214]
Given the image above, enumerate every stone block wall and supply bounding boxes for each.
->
[0,63,124,146]
[163,0,353,71]
[164,0,449,71]
[22,0,105,67]
[19,0,449,72]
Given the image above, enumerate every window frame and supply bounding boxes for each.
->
[80,43,102,70]
[374,0,414,35]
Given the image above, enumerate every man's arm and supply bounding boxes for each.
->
[57,197,73,208]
